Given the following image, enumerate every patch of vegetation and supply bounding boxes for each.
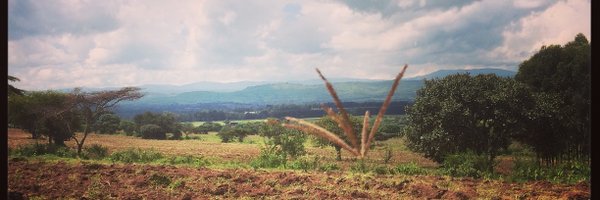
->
[11,143,77,158]
[82,144,109,160]
[108,148,164,163]
[508,157,590,184]
[158,155,212,167]
[149,173,172,187]
[394,162,426,175]
[442,151,495,178]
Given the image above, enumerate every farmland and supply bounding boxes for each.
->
[7,128,590,199]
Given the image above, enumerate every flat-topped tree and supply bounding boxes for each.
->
[71,87,143,155]
[283,65,408,159]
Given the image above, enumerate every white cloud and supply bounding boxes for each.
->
[8,0,591,90]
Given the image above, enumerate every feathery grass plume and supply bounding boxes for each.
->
[364,64,408,156]
[360,111,370,157]
[315,68,359,149]
[285,117,360,156]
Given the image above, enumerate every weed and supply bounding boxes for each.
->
[319,163,340,172]
[83,144,109,160]
[394,162,426,175]
[150,173,172,187]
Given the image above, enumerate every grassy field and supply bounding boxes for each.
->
[7,128,590,199]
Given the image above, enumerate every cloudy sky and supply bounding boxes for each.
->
[8,0,590,90]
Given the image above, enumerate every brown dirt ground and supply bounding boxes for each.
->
[8,159,590,199]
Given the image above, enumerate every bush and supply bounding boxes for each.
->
[350,159,373,174]
[318,163,340,172]
[83,144,109,160]
[288,155,321,171]
[108,148,164,163]
[442,151,494,178]
[140,124,166,139]
[11,143,76,158]
[250,145,287,169]
[509,157,590,184]
[394,162,426,175]
[217,126,237,143]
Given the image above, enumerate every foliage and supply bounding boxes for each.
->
[119,120,137,136]
[134,112,181,140]
[442,151,495,178]
[514,33,590,164]
[508,157,590,184]
[394,162,426,175]
[93,113,121,134]
[11,143,77,158]
[404,74,533,166]
[140,124,165,139]
[195,122,223,134]
[250,144,287,169]
[178,123,196,138]
[8,90,81,146]
[259,119,306,159]
[108,148,164,163]
[288,155,322,172]
[375,116,406,140]
[217,122,259,143]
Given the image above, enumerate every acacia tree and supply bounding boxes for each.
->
[71,87,143,155]
[404,74,534,170]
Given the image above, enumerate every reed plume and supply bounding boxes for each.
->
[284,65,408,158]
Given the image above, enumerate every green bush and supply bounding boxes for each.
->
[350,159,373,174]
[373,165,392,175]
[509,158,590,184]
[217,126,237,143]
[140,124,166,139]
[442,151,494,178]
[108,148,164,163]
[83,144,109,160]
[394,162,426,175]
[11,143,76,158]
[250,145,287,169]
[318,163,340,172]
[288,155,321,171]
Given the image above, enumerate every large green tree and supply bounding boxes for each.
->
[94,113,121,134]
[133,111,181,139]
[404,74,534,169]
[515,33,590,164]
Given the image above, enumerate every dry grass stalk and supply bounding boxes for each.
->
[360,111,370,157]
[364,64,408,156]
[316,69,359,149]
[284,65,408,159]
[284,117,359,156]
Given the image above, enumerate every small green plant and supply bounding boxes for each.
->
[319,163,340,172]
[509,157,590,184]
[288,155,321,172]
[373,165,391,175]
[108,148,164,163]
[350,159,372,174]
[394,162,426,175]
[168,179,185,190]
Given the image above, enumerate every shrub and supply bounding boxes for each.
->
[509,157,590,184]
[250,145,287,169]
[83,144,109,160]
[217,126,237,143]
[140,124,166,139]
[319,163,340,172]
[288,155,321,171]
[350,159,373,174]
[11,143,76,158]
[149,173,171,186]
[442,151,494,178]
[108,148,164,163]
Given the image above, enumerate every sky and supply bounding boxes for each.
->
[8,0,591,90]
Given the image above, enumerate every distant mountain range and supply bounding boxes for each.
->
[66,68,516,106]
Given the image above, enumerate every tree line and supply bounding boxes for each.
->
[404,33,590,169]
